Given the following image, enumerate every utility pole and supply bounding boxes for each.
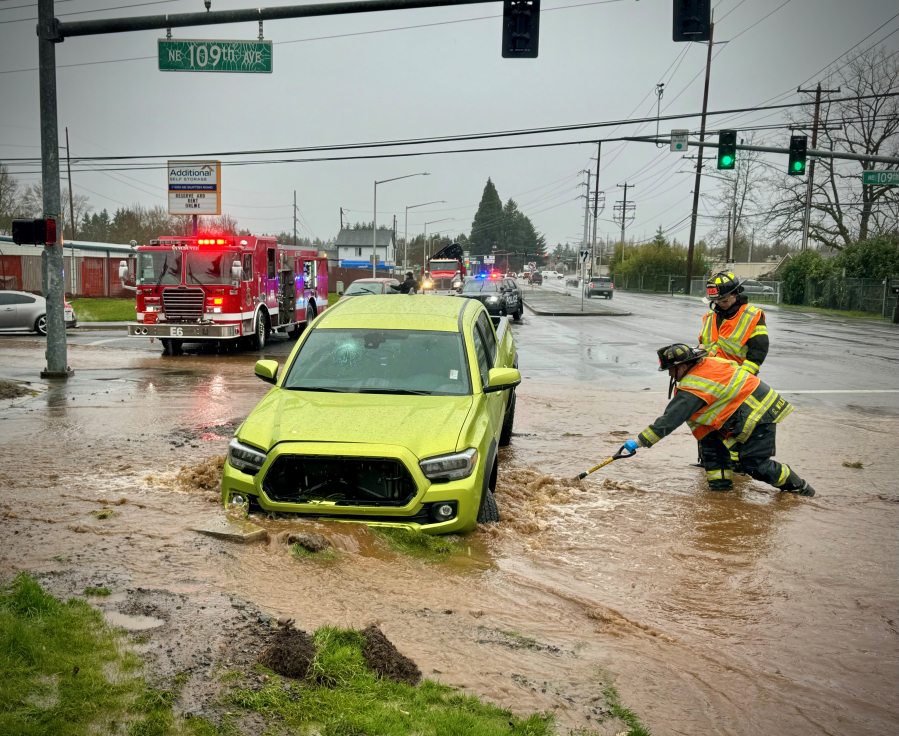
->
[798,83,840,251]
[580,170,591,312]
[65,127,75,240]
[726,211,732,263]
[685,14,715,294]
[392,214,396,271]
[293,190,297,246]
[592,141,602,276]
[615,183,635,263]
[749,228,755,262]
[37,0,68,378]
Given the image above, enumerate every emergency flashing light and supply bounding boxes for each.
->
[197,238,228,245]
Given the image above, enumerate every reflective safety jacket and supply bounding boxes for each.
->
[699,302,768,375]
[638,357,793,446]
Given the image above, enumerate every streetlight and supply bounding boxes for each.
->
[405,200,445,271]
[422,218,453,275]
[373,173,429,277]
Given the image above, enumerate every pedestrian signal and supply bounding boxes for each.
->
[502,0,540,58]
[672,0,711,42]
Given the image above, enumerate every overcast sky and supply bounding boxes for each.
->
[1,0,897,248]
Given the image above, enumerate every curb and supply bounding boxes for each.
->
[70,323,129,331]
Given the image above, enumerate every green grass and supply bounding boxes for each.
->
[602,685,652,736]
[84,587,111,596]
[290,543,339,561]
[773,303,886,320]
[231,625,556,736]
[328,293,341,307]
[70,298,136,322]
[371,527,464,561]
[842,461,864,469]
[89,509,118,520]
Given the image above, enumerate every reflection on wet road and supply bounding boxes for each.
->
[1,292,897,735]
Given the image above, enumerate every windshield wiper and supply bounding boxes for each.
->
[154,259,170,290]
[358,388,433,396]
[285,386,354,392]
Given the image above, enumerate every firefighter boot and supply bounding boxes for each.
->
[782,479,816,497]
[706,468,734,492]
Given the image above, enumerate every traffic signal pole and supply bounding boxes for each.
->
[685,16,714,295]
[797,83,839,251]
[37,0,69,378]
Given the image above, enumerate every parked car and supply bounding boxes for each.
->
[530,272,543,285]
[457,275,521,319]
[0,291,76,334]
[338,278,401,301]
[566,276,580,287]
[584,277,613,299]
[222,294,520,533]
[740,279,775,295]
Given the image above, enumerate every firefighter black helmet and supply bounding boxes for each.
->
[657,343,708,372]
[704,271,745,303]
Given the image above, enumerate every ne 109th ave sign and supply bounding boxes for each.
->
[158,39,273,73]
[862,171,898,186]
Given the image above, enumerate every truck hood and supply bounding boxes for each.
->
[238,390,474,460]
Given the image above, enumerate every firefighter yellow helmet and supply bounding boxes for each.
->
[704,271,745,303]
[657,343,708,372]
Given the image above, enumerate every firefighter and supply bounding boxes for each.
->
[699,271,768,376]
[634,343,815,496]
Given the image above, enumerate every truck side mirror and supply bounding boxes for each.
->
[231,262,243,281]
[118,260,129,279]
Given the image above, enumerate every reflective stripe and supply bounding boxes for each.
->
[743,360,760,376]
[679,357,760,439]
[774,464,791,487]
[699,305,764,365]
[706,469,733,481]
[750,324,768,338]
[729,449,740,462]
[640,427,661,446]
[773,403,793,424]
[735,388,779,443]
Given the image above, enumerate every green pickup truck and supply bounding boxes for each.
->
[222,295,520,534]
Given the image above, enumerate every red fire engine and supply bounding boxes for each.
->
[122,234,328,353]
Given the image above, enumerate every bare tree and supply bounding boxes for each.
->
[19,181,92,238]
[768,46,899,250]
[0,165,26,235]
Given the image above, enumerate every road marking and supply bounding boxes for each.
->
[87,338,129,346]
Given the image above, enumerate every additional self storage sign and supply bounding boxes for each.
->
[158,39,273,74]
[168,161,221,215]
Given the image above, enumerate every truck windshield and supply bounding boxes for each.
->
[137,251,182,286]
[185,251,240,285]
[344,282,384,296]
[284,329,471,396]
[429,259,458,274]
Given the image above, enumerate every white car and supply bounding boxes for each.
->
[542,270,563,279]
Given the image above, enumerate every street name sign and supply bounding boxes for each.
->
[671,129,689,152]
[862,171,898,186]
[484,255,495,264]
[168,161,221,215]
[158,39,273,73]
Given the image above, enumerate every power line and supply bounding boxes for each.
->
[0,0,183,24]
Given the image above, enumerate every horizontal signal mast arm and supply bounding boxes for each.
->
[625,137,899,166]
[53,0,499,39]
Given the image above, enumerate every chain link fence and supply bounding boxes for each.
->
[805,277,898,317]
[609,273,781,303]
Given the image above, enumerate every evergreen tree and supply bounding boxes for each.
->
[469,179,503,255]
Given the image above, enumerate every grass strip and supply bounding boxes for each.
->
[290,543,339,561]
[70,298,136,322]
[232,626,555,736]
[602,684,652,736]
[371,526,464,561]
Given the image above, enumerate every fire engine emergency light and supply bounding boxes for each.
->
[12,218,57,245]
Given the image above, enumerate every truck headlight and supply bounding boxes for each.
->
[228,437,267,476]
[419,448,477,482]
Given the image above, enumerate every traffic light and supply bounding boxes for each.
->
[673,0,711,42]
[788,135,807,176]
[12,218,57,245]
[717,130,736,170]
[502,0,540,58]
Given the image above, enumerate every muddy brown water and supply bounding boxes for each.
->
[0,338,897,735]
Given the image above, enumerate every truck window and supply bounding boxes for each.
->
[476,312,496,365]
[472,327,491,389]
[137,251,182,286]
[242,254,253,280]
[267,248,276,279]
[303,259,317,285]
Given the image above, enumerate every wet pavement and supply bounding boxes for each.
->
[0,294,897,735]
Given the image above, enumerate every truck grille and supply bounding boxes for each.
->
[263,455,418,507]
[162,287,204,321]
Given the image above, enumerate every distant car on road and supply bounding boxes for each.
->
[740,279,775,295]
[0,290,76,334]
[584,277,613,299]
[339,278,401,301]
[542,270,563,279]
[566,276,580,287]
[530,272,543,285]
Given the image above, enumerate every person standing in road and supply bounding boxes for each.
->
[699,271,769,376]
[392,271,419,294]
[634,343,815,496]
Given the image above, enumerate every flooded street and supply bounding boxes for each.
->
[1,295,897,735]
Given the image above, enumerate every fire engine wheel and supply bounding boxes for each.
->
[251,312,269,351]
[306,304,316,324]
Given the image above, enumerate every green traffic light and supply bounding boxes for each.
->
[721,155,734,166]
[793,161,804,171]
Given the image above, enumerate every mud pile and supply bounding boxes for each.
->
[490,467,582,535]
[0,379,32,400]
[361,624,422,686]
[144,454,225,500]
[257,627,316,679]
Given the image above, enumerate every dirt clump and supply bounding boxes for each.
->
[284,531,331,552]
[488,467,580,535]
[257,627,316,679]
[361,624,421,686]
[0,379,32,400]
[176,455,225,493]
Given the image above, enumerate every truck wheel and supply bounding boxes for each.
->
[513,306,522,320]
[250,312,268,351]
[161,338,171,355]
[478,488,500,524]
[499,390,516,447]
[586,291,592,299]
[306,304,316,324]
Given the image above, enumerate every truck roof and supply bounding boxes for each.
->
[319,294,470,333]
